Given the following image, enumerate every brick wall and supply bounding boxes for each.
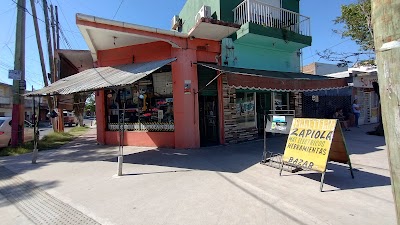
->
[222,75,258,144]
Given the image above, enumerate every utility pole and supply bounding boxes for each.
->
[53,5,64,132]
[42,0,53,83]
[55,6,60,50]
[11,0,26,147]
[42,0,55,130]
[372,0,400,223]
[30,0,48,87]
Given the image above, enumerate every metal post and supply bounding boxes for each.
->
[320,172,326,192]
[117,89,122,176]
[117,88,126,176]
[32,86,38,163]
[262,112,267,162]
[247,0,251,22]
[279,160,284,176]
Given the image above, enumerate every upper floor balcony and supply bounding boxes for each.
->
[233,0,310,36]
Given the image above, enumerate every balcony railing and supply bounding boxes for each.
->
[233,0,310,36]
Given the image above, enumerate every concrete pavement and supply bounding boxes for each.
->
[0,124,395,225]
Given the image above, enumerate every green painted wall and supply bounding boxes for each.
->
[178,0,221,33]
[238,23,311,46]
[220,0,243,22]
[282,0,299,13]
[222,39,301,72]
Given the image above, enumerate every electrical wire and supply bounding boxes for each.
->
[11,0,46,23]
[55,0,79,48]
[112,0,124,19]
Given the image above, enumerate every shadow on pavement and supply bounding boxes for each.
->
[290,163,391,191]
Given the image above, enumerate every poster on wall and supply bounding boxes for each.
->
[271,115,287,132]
[236,92,255,127]
[184,80,191,94]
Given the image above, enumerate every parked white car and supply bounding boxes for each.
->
[0,117,35,148]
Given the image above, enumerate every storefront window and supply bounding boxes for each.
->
[105,68,174,132]
[236,92,256,128]
[272,92,289,111]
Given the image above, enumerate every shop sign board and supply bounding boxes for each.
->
[184,80,191,94]
[280,118,354,191]
[8,70,22,80]
[353,75,378,88]
[265,114,294,134]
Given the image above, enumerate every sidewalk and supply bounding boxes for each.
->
[0,124,395,225]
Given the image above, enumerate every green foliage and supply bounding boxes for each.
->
[0,127,90,157]
[334,0,374,51]
[84,93,96,113]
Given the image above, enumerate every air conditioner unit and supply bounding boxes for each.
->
[171,15,180,30]
[195,5,211,23]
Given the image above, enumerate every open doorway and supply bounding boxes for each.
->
[199,96,219,146]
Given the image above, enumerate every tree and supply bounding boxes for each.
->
[334,0,374,51]
[73,93,89,126]
[84,93,95,116]
[318,0,375,66]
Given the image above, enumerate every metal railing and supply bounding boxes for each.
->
[233,0,310,36]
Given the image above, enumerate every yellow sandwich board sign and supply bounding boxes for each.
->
[279,118,354,191]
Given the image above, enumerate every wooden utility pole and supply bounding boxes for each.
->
[30,0,48,87]
[50,4,64,132]
[42,0,54,83]
[372,0,400,223]
[11,0,26,147]
[42,0,56,130]
[55,6,60,50]
[54,5,64,131]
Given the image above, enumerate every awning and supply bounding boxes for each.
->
[197,63,349,92]
[26,58,176,96]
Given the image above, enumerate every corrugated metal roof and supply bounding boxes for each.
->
[26,58,176,96]
[197,63,331,80]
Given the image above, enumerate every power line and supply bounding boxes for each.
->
[59,24,72,49]
[11,0,46,23]
[55,0,79,48]
[303,39,351,61]
[112,0,124,19]
[0,5,15,16]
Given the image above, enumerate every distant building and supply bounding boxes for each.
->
[303,62,348,75]
[0,82,48,122]
[305,65,379,126]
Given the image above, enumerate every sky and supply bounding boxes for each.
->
[0,0,373,90]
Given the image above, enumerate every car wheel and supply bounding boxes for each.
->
[75,123,78,126]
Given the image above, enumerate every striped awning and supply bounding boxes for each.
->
[197,63,349,92]
[26,58,176,96]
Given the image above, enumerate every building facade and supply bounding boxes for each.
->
[302,62,348,76]
[67,0,349,148]
[0,82,45,122]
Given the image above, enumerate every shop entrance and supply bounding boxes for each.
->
[199,95,219,147]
